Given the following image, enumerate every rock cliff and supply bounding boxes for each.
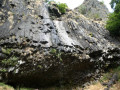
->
[0,0,119,88]
[75,0,109,21]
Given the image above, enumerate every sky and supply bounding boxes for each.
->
[54,0,113,12]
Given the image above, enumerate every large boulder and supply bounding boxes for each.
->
[0,0,119,88]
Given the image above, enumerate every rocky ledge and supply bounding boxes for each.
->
[0,0,120,88]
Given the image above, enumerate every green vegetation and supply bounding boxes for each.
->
[0,82,14,90]
[50,49,62,61]
[2,56,18,66]
[110,0,120,9]
[89,32,93,37]
[2,48,13,55]
[0,68,7,73]
[101,66,120,82]
[106,13,120,36]
[106,0,120,36]
[57,3,68,14]
[37,65,42,69]
[79,5,86,14]
[46,0,68,14]
[50,48,56,54]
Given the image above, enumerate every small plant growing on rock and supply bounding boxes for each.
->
[0,68,7,73]
[89,32,93,37]
[2,56,18,66]
[38,65,43,69]
[2,48,13,55]
[50,49,63,61]
[50,48,56,54]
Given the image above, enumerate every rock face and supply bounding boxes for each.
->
[75,0,109,21]
[0,0,119,88]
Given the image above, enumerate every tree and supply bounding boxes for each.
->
[106,0,120,36]
[110,0,120,9]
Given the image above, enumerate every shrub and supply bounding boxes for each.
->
[47,0,68,14]
[106,12,120,36]
[57,3,68,14]
[106,0,120,36]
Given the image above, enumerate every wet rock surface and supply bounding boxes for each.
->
[0,0,119,88]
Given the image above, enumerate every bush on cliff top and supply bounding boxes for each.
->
[57,3,68,14]
[46,0,68,14]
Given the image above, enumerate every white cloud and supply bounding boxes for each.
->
[54,0,113,12]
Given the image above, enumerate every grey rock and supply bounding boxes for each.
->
[48,4,61,17]
[75,0,109,21]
